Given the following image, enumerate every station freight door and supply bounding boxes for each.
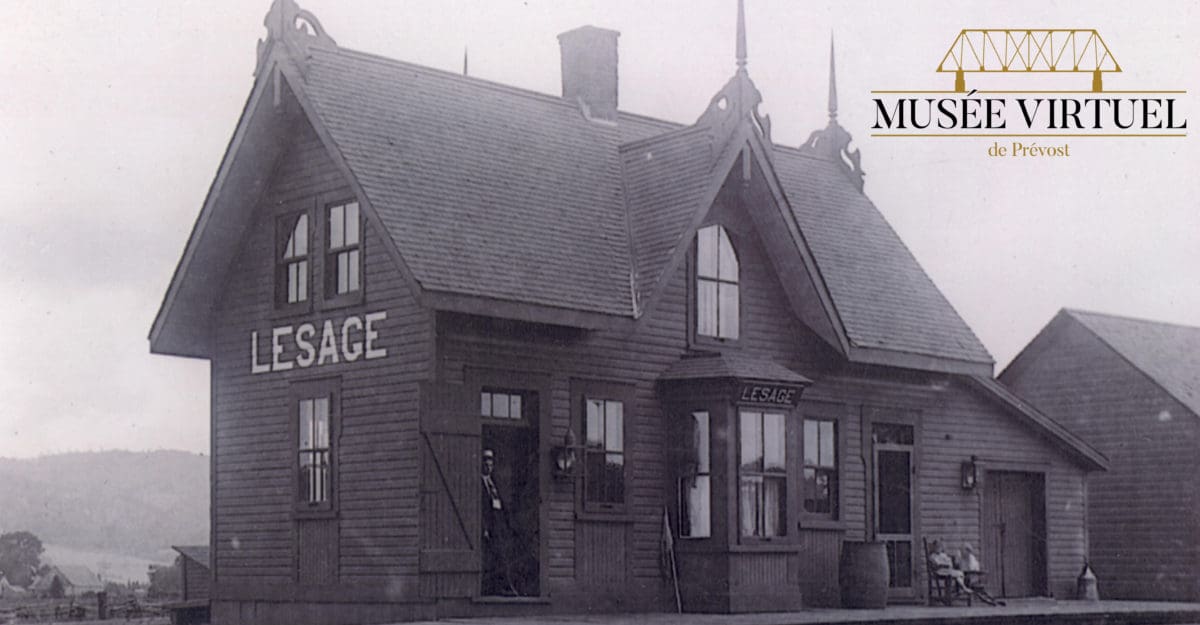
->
[982,470,1047,597]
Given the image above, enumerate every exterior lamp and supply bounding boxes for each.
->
[552,428,580,479]
[960,455,978,491]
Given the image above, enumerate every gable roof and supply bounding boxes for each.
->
[33,565,103,592]
[965,375,1108,471]
[772,148,990,367]
[151,1,993,376]
[1060,309,1200,417]
[173,545,211,569]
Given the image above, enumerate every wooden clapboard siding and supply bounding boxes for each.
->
[1002,317,1200,600]
[435,185,838,599]
[211,115,433,601]
[922,378,1084,598]
[798,530,841,606]
[803,372,1087,599]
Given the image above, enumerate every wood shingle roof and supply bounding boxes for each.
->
[151,2,996,374]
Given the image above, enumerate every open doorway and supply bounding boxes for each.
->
[479,389,541,597]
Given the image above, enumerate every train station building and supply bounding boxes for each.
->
[150,1,1107,623]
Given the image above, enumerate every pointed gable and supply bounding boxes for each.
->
[773,149,992,368]
[155,0,993,376]
[622,126,718,311]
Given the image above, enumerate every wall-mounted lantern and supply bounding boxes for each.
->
[552,428,581,480]
[960,455,978,491]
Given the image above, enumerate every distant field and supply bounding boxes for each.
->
[41,543,173,585]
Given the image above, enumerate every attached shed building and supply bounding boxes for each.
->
[1002,309,1200,601]
[150,2,1106,623]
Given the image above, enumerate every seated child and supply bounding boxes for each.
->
[928,539,972,593]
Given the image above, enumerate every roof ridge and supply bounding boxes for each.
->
[1065,307,1200,332]
[316,46,684,133]
[619,123,711,151]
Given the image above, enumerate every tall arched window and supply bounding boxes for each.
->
[696,224,739,339]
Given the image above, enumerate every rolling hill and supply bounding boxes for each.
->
[0,450,208,578]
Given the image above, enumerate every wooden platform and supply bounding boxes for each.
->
[406,599,1200,625]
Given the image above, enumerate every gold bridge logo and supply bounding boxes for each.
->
[938,29,1120,92]
[870,27,1186,142]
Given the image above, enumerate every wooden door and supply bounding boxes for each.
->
[418,381,481,598]
[982,471,1047,597]
[872,423,916,599]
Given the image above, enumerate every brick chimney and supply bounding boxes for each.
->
[557,26,620,121]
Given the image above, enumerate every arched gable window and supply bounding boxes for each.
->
[696,224,739,339]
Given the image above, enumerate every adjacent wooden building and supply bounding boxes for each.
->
[1002,309,1200,601]
[169,545,212,625]
[150,2,1107,623]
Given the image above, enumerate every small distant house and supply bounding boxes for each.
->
[32,565,104,598]
[0,574,28,598]
[1002,309,1200,601]
[169,546,211,625]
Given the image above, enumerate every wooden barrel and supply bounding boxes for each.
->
[838,541,889,608]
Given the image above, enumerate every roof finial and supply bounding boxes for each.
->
[828,34,838,120]
[463,46,469,76]
[736,0,747,70]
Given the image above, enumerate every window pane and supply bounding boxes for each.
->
[763,476,785,536]
[804,468,832,514]
[764,412,786,471]
[804,419,819,465]
[739,475,761,536]
[298,261,308,301]
[314,397,330,447]
[877,450,912,534]
[285,213,308,259]
[682,475,711,538]
[586,399,604,446]
[345,202,360,245]
[717,226,737,281]
[492,393,509,418]
[299,400,314,449]
[693,411,710,473]
[605,401,623,452]
[295,214,307,255]
[480,392,492,417]
[288,264,299,302]
[697,225,718,278]
[285,223,296,258]
[509,394,521,420]
[330,204,345,249]
[606,452,625,503]
[718,283,739,339]
[337,251,349,294]
[348,249,361,292]
[697,280,717,337]
[819,421,835,467]
[739,411,763,472]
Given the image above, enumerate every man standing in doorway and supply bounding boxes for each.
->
[481,448,518,596]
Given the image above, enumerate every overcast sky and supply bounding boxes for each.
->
[1,0,1197,458]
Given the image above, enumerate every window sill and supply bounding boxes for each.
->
[690,335,738,351]
[323,290,364,311]
[798,518,851,532]
[293,507,338,521]
[729,541,798,554]
[472,595,551,605]
[274,300,314,321]
[575,508,633,524]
